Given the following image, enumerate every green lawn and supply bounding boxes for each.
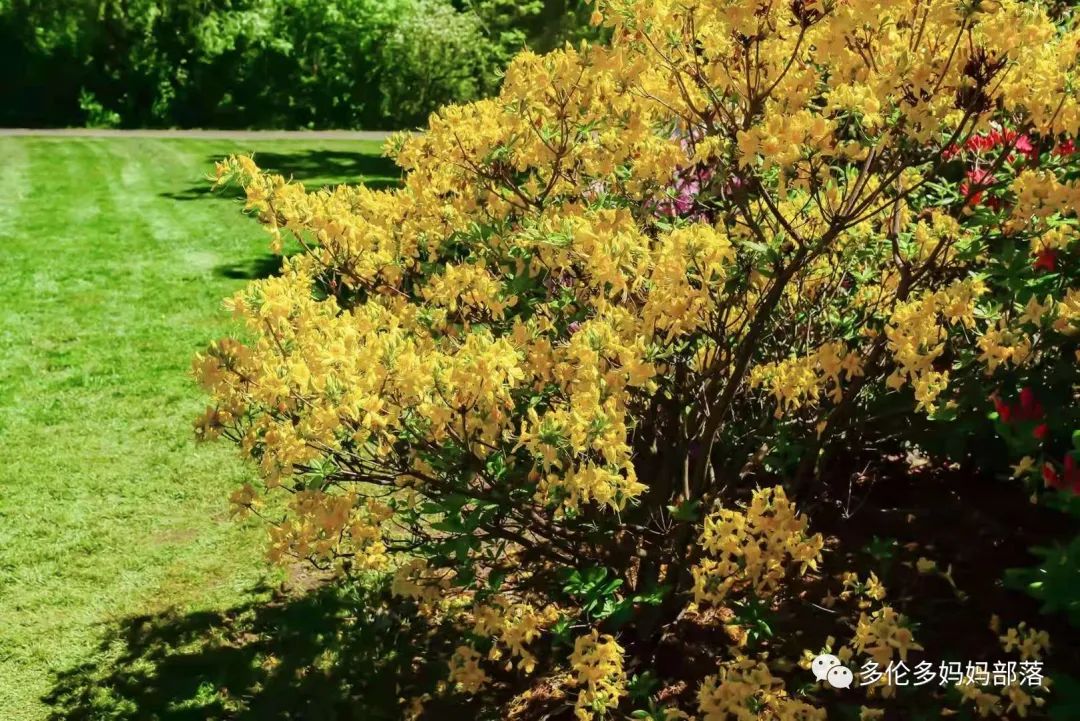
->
[0,136,397,720]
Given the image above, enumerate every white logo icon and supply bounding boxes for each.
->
[827,665,854,688]
[812,653,852,688]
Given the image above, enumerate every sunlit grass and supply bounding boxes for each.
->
[0,136,396,719]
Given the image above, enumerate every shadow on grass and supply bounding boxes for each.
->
[162,150,401,202]
[43,582,469,721]
[214,253,285,280]
[249,150,400,188]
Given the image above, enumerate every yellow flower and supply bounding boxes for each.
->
[1012,456,1036,478]
[1019,295,1054,327]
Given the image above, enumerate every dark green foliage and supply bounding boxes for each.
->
[1006,489,1080,629]
[0,0,598,129]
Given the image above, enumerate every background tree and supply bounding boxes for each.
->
[0,0,599,129]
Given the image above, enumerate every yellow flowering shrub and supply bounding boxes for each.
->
[195,0,1080,717]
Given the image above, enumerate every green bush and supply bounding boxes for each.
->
[375,0,489,127]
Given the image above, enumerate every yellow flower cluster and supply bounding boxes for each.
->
[264,491,389,570]
[799,635,855,677]
[697,657,825,721]
[448,645,489,694]
[851,607,922,699]
[1009,170,1080,233]
[853,606,922,667]
[646,225,736,338]
[999,622,1051,661]
[692,487,824,605]
[568,630,627,721]
[838,571,888,608]
[885,279,985,413]
[977,319,1033,374]
[736,111,836,170]
[391,558,454,608]
[422,262,519,321]
[950,621,1051,718]
[196,0,1080,584]
[1056,289,1080,335]
[906,211,967,267]
[472,597,560,674]
[749,342,863,415]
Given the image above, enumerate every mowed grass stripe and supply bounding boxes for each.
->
[0,137,395,720]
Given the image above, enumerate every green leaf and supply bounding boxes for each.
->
[667,499,702,522]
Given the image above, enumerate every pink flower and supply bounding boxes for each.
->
[1013,134,1036,159]
[961,167,997,207]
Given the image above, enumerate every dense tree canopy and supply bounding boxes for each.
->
[0,0,598,128]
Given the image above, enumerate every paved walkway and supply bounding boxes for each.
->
[0,128,397,140]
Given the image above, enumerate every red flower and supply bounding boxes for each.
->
[1053,138,1076,157]
[993,395,1013,423]
[1041,461,1058,490]
[1033,423,1049,440]
[1033,249,1058,272]
[966,132,999,154]
[995,388,1045,426]
[1044,455,1080,495]
[1017,388,1044,421]
[959,185,981,206]
[964,130,1037,160]
[1019,388,1036,415]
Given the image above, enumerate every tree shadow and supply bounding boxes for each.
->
[162,150,401,202]
[214,253,285,280]
[247,150,400,189]
[163,182,248,203]
[43,581,470,721]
